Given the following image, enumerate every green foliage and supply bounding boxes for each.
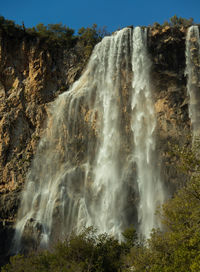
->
[152,16,194,29]
[125,141,200,272]
[121,225,137,252]
[2,227,127,272]
[169,15,194,27]
[0,15,108,55]
[77,24,109,59]
[169,139,200,175]
[0,15,25,38]
[32,23,76,48]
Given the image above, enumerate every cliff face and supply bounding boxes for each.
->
[0,31,86,264]
[149,26,190,191]
[0,33,84,201]
[0,25,193,263]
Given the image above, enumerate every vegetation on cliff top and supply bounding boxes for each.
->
[0,15,195,57]
[0,14,197,63]
[152,15,194,28]
[0,15,109,59]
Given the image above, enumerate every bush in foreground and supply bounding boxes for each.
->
[2,226,137,272]
[3,142,200,272]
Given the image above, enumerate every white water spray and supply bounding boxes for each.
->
[12,27,165,252]
[131,27,165,237]
[185,26,200,138]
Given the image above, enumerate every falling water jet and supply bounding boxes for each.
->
[12,27,165,253]
[185,26,200,140]
[131,27,165,238]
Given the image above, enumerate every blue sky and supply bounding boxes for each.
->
[1,0,200,33]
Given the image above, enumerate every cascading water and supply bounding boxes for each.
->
[12,27,165,253]
[185,26,200,138]
[84,28,131,238]
[131,27,165,237]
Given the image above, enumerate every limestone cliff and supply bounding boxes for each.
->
[149,26,190,192]
[0,29,86,264]
[0,25,195,264]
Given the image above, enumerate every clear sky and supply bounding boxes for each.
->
[1,0,200,33]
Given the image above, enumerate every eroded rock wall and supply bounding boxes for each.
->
[0,30,86,264]
[149,26,191,192]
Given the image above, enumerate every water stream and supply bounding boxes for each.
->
[131,27,164,237]
[185,26,200,138]
[12,27,165,252]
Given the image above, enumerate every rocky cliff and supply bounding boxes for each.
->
[0,29,87,265]
[0,25,194,265]
[149,26,190,191]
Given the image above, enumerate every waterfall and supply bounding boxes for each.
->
[12,27,165,252]
[185,26,200,138]
[131,27,164,237]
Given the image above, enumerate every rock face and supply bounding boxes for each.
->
[0,25,194,264]
[149,26,190,192]
[0,29,85,265]
[0,32,84,192]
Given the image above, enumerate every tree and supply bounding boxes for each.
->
[127,141,200,272]
[170,15,194,27]
[78,24,109,59]
[2,227,125,272]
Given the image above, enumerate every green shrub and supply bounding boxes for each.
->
[77,24,109,59]
[169,15,194,27]
[3,227,130,272]
[0,15,109,59]
[125,141,200,272]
